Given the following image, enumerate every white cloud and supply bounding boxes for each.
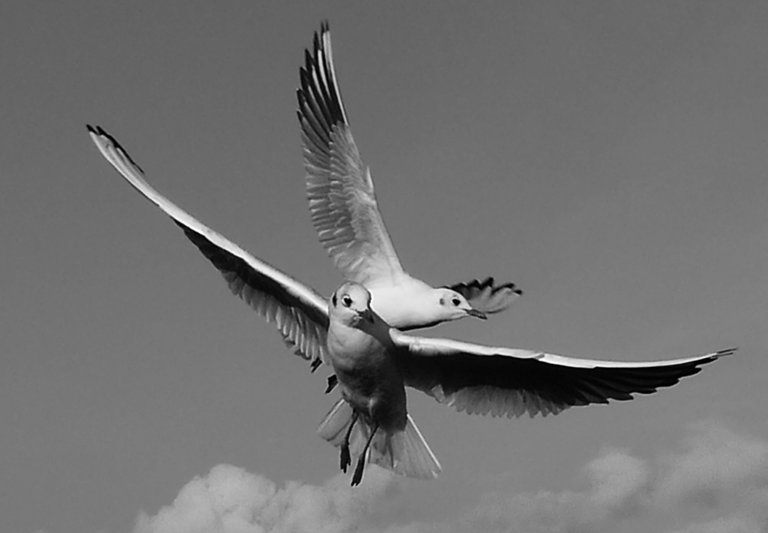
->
[440,422,768,533]
[584,448,649,515]
[667,513,766,533]
[652,422,768,509]
[133,464,400,533]
[132,422,768,533]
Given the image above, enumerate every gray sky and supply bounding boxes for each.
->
[2,2,768,533]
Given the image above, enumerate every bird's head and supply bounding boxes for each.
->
[436,288,487,322]
[330,281,375,327]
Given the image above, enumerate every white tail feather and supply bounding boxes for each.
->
[317,400,441,480]
[316,398,354,445]
[390,414,441,479]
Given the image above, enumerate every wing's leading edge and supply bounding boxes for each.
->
[297,23,404,286]
[391,329,734,418]
[87,125,330,368]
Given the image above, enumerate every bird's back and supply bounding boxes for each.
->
[368,276,439,329]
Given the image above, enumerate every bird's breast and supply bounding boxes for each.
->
[326,323,405,412]
[326,325,387,372]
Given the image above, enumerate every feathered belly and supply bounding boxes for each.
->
[327,335,407,431]
[336,373,407,433]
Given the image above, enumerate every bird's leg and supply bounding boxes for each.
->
[351,424,378,486]
[340,411,358,473]
[325,374,338,393]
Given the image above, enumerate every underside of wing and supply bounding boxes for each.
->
[297,23,404,286]
[88,125,330,369]
[445,277,523,315]
[391,331,734,418]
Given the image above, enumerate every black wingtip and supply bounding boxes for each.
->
[87,123,108,139]
[86,124,146,174]
[444,277,524,315]
[303,49,314,72]
[447,277,524,296]
[480,276,523,296]
[504,283,524,296]
[715,347,738,358]
[86,123,106,137]
[488,276,523,295]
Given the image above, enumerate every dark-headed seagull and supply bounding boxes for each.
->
[88,126,734,485]
[297,23,521,329]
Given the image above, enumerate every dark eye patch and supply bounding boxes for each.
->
[332,293,338,306]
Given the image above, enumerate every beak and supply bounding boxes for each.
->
[358,308,375,324]
[466,308,487,320]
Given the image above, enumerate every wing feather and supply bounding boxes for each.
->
[391,330,734,418]
[298,25,522,307]
[87,125,330,368]
[445,277,522,315]
[297,23,404,285]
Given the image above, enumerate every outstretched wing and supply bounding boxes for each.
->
[445,277,522,315]
[390,330,734,418]
[297,23,404,286]
[298,24,523,309]
[88,125,330,369]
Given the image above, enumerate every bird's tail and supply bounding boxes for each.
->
[383,414,442,479]
[317,397,355,445]
[317,398,441,480]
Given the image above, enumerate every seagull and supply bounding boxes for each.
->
[296,23,521,329]
[321,281,441,485]
[88,125,734,484]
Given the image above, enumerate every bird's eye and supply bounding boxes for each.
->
[451,298,461,306]
[342,295,353,307]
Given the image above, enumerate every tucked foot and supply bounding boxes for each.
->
[340,410,358,473]
[350,423,377,486]
[351,454,366,486]
[340,443,351,472]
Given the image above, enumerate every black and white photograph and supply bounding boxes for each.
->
[2,2,767,533]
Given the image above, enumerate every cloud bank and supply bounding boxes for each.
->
[133,465,401,533]
[133,422,768,533]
